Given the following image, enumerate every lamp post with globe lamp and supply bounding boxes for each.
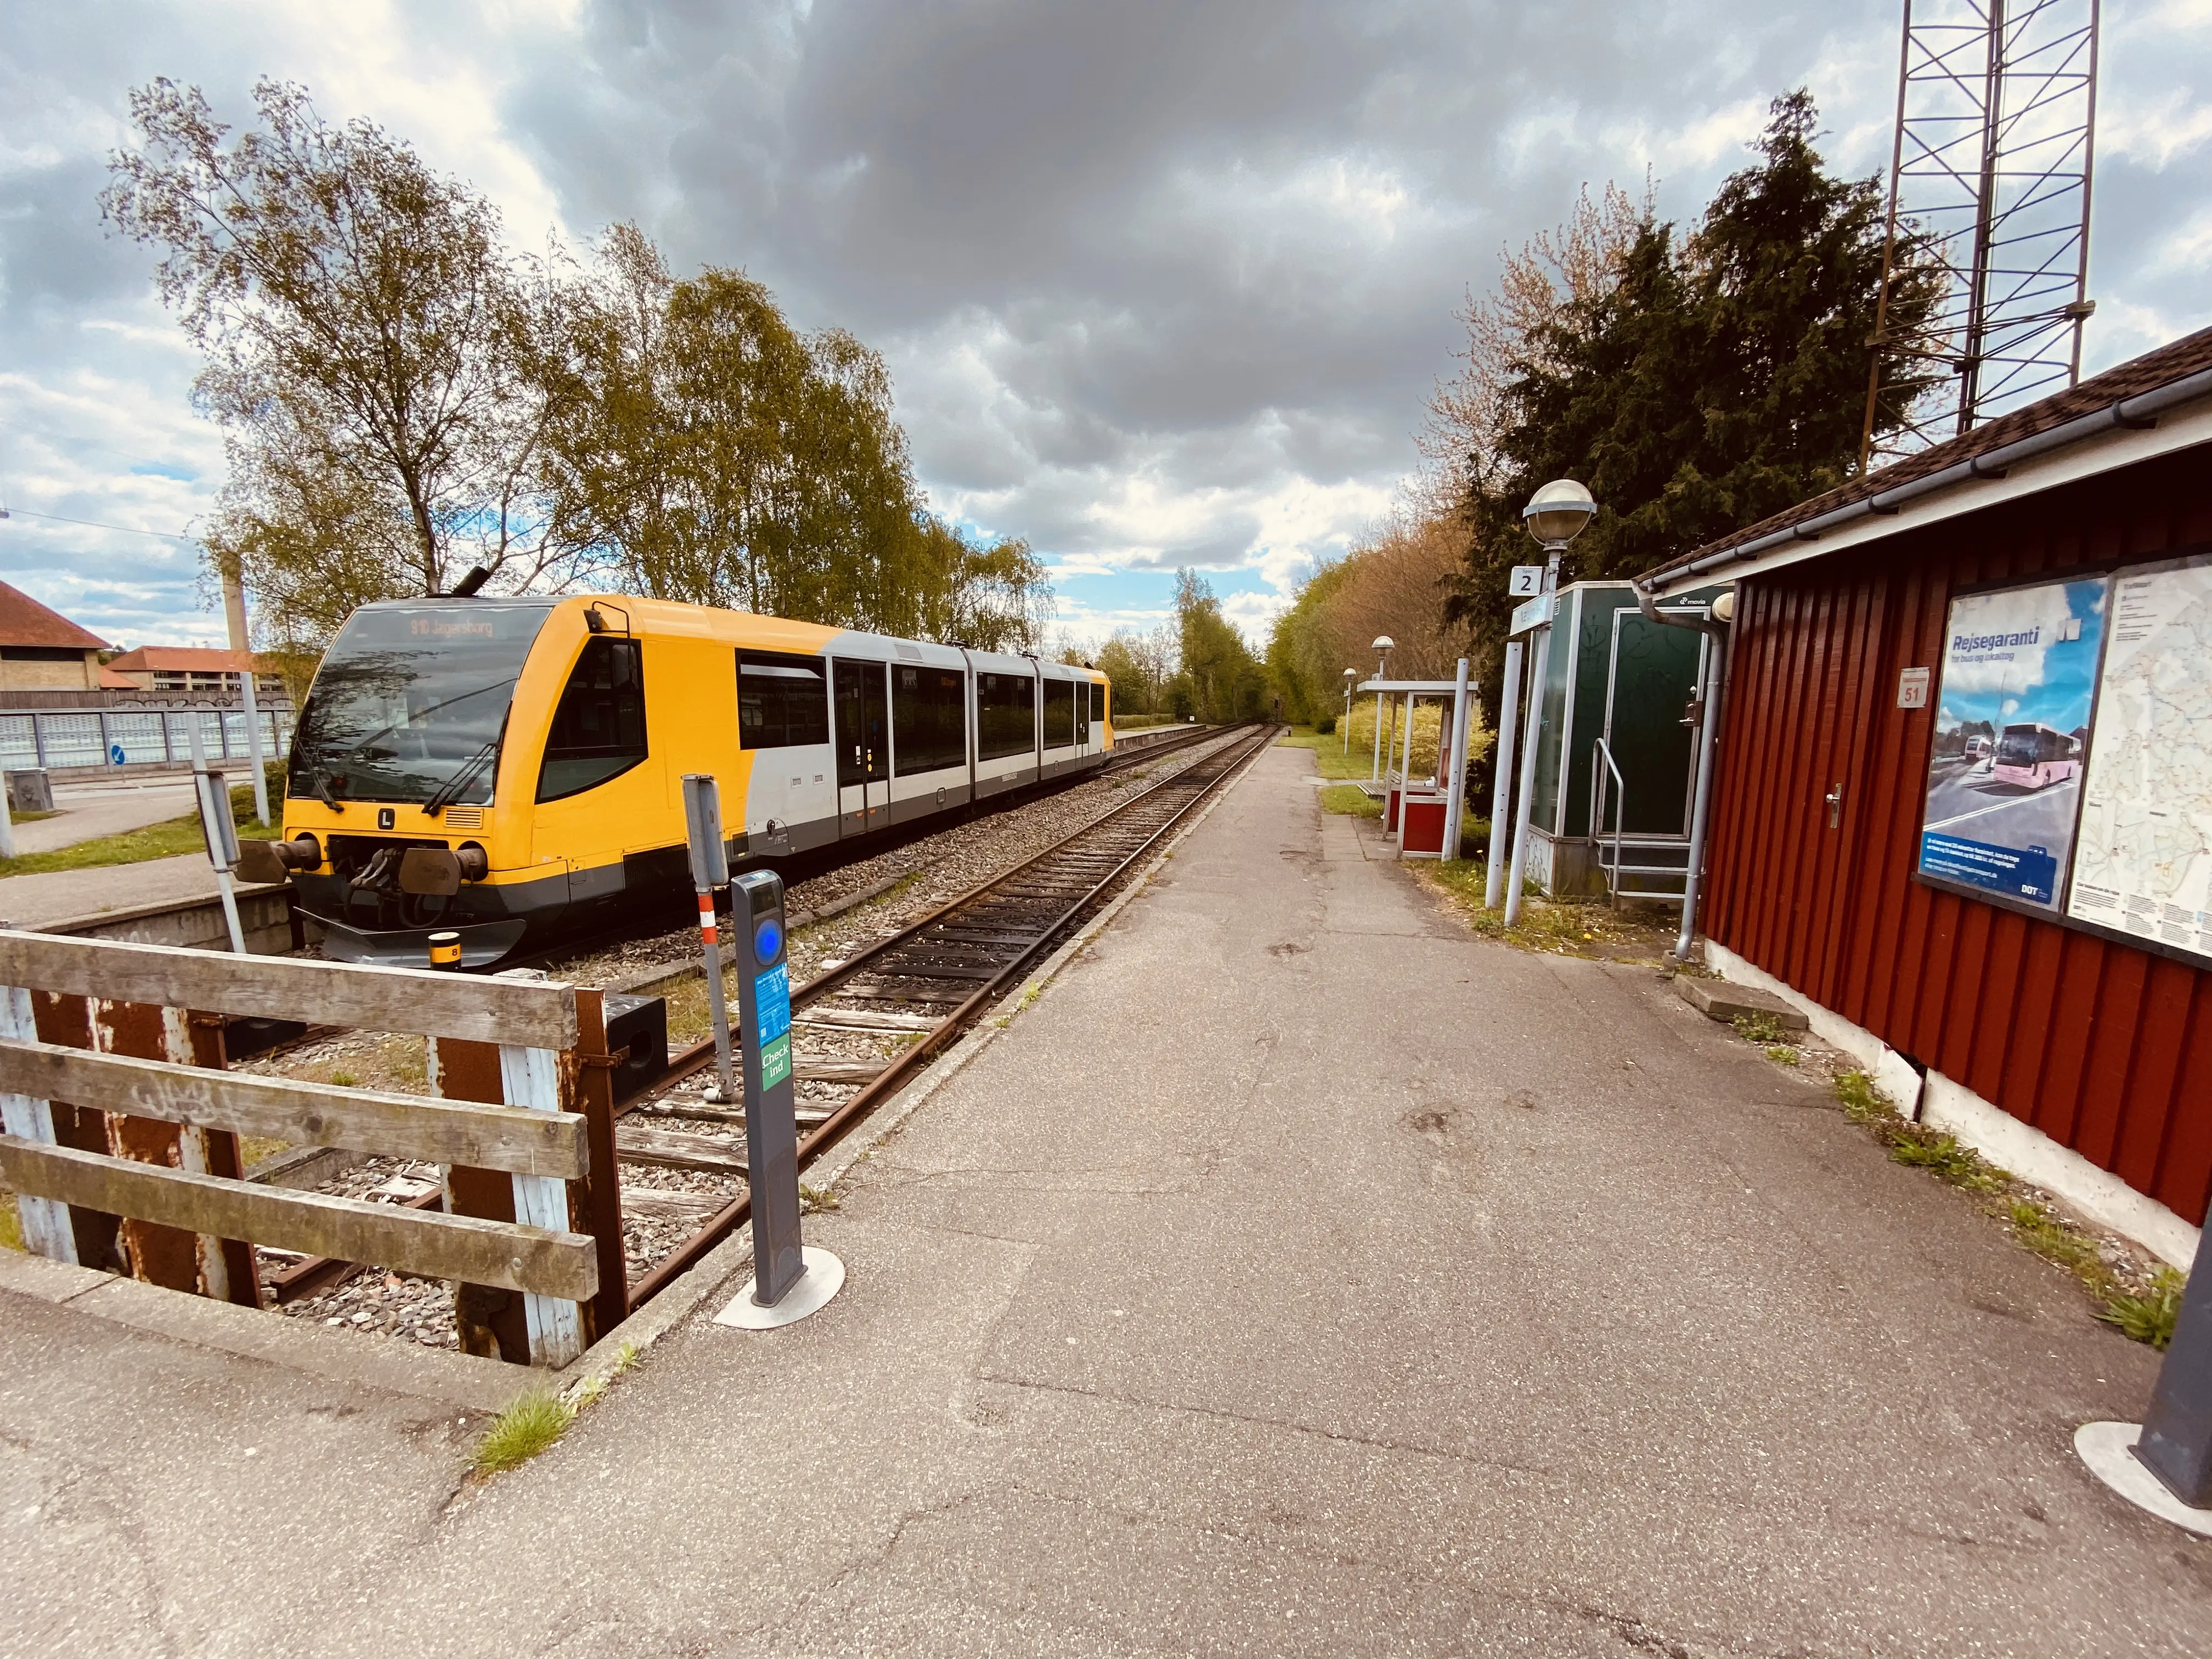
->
[1503,480,1596,928]
[1368,636,1395,783]
[1341,668,1358,752]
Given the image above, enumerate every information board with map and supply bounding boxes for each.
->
[2063,554,2212,966]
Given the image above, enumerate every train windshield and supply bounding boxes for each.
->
[290,601,555,805]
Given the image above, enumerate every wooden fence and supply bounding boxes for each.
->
[0,931,625,1368]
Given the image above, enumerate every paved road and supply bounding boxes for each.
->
[1,742,2204,1655]
[1923,759,2081,848]
[8,778,199,857]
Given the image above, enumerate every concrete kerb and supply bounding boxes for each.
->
[591,728,1274,1361]
[0,737,1269,1419]
[0,1246,524,1414]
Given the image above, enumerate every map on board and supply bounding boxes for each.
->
[2064,556,2212,965]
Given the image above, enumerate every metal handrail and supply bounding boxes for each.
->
[1591,738,1627,910]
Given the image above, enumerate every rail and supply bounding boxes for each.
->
[623,721,1277,1307]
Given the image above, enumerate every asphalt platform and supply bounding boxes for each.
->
[1,740,2205,1655]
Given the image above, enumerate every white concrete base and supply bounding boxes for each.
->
[1701,941,2201,1272]
[2074,1421,2212,1537]
[1921,1073,2200,1271]
[713,1247,845,1330]
[1700,941,1926,1115]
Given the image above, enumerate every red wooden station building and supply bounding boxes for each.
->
[1642,328,2212,1269]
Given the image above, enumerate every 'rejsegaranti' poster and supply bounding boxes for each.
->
[1917,576,2106,911]
[2064,555,2212,964]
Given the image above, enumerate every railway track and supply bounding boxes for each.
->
[619,721,1277,1307]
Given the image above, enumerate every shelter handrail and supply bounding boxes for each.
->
[1591,738,1627,910]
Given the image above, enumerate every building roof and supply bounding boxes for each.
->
[98,667,139,690]
[0,581,109,651]
[105,646,267,673]
[1645,324,2212,592]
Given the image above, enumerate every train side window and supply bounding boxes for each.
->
[1090,681,1104,723]
[1042,679,1075,751]
[977,673,1035,760]
[738,651,831,748]
[537,637,647,802]
[893,664,967,775]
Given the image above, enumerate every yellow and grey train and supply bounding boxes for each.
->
[244,595,1113,966]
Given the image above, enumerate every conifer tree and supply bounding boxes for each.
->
[1446,91,1944,724]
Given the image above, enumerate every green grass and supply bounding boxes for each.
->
[1318,782,1383,818]
[1833,1070,1895,1124]
[1829,1070,2177,1347]
[0,1190,21,1252]
[2099,1268,2185,1349]
[471,1390,575,1475]
[1730,1011,1795,1045]
[1280,725,1396,782]
[0,785,280,878]
[1888,1131,2004,1192]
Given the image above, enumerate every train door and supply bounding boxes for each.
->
[834,658,888,836]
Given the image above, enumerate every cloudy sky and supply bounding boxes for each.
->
[3,1,2208,652]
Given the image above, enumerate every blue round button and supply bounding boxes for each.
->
[753,916,783,964]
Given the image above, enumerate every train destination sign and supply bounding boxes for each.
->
[1915,553,2212,968]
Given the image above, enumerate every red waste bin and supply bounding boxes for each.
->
[1400,796,1447,855]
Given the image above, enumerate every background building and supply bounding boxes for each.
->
[0,580,110,692]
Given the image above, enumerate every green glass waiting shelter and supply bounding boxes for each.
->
[1519,579,1729,900]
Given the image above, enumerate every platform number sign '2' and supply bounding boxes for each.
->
[1508,565,1545,598]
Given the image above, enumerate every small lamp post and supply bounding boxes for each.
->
[1503,479,1596,928]
[1341,668,1357,752]
[1369,635,1395,783]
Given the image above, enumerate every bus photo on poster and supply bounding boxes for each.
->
[1917,574,2108,912]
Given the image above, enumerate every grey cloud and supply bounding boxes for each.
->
[3,0,2207,647]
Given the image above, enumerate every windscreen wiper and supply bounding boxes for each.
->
[313,766,345,814]
[421,740,499,817]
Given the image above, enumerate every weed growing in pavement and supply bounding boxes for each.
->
[1833,1070,1893,1124]
[472,1390,573,1475]
[328,1069,358,1088]
[799,1182,840,1213]
[1731,1011,1795,1045]
[1764,1044,1800,1066]
[2098,1269,2185,1350]
[1889,1132,2004,1192]
[1825,1073,2176,1344]
[2008,1198,2102,1274]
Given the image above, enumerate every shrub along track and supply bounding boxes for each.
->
[617,722,1278,1308]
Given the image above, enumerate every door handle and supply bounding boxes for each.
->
[1824,786,1842,828]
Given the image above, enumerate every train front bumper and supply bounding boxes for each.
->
[309,915,531,969]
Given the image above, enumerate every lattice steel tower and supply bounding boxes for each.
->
[1859,0,2100,467]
